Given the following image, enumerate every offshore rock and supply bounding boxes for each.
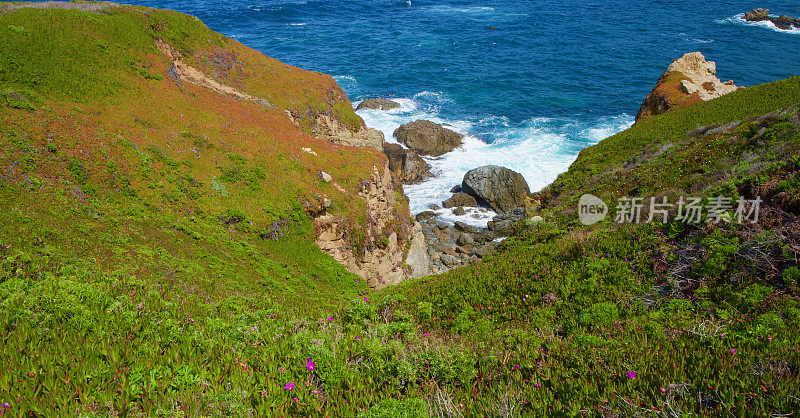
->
[394,120,464,156]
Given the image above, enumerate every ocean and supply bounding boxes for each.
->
[120,0,800,226]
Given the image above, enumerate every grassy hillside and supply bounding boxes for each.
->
[1,2,799,417]
[0,2,392,315]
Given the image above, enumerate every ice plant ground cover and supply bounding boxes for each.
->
[1,3,800,416]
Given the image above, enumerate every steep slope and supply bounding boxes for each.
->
[0,1,420,312]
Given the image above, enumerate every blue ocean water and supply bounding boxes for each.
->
[121,0,800,224]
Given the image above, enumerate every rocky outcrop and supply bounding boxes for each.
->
[394,120,464,156]
[636,52,739,122]
[442,192,478,208]
[461,165,530,213]
[383,143,431,184]
[312,114,384,150]
[356,98,401,111]
[313,163,428,289]
[744,8,800,30]
[744,8,770,21]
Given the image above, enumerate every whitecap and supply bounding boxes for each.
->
[427,5,496,14]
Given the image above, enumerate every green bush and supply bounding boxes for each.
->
[578,302,619,328]
[783,267,800,286]
[1,86,41,110]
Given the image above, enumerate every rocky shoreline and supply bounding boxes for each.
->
[354,99,540,272]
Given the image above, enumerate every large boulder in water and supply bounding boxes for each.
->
[393,120,463,156]
[356,98,401,111]
[461,165,530,213]
[383,143,431,184]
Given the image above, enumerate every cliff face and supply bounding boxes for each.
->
[636,52,739,122]
[314,162,429,289]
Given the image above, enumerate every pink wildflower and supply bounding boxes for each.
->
[306,358,316,372]
[626,371,636,379]
[284,382,295,391]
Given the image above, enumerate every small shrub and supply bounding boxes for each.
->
[578,302,618,328]
[782,266,800,286]
[66,158,88,184]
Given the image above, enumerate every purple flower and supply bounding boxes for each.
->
[730,349,736,354]
[626,371,636,379]
[327,316,334,322]
[284,382,295,391]
[513,364,520,370]
[535,383,540,388]
[293,397,299,402]
[306,358,316,372]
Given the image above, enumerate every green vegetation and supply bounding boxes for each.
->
[1,2,799,416]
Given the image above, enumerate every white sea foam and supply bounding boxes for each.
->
[717,13,800,35]
[355,92,634,228]
[289,22,307,26]
[427,5,496,14]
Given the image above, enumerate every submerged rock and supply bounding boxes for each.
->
[393,120,464,156]
[461,165,530,213]
[356,98,401,111]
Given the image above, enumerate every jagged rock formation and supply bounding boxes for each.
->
[744,8,800,30]
[636,52,739,122]
[356,98,401,111]
[383,143,431,184]
[394,120,464,156]
[312,114,384,150]
[314,163,429,288]
[461,165,531,213]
